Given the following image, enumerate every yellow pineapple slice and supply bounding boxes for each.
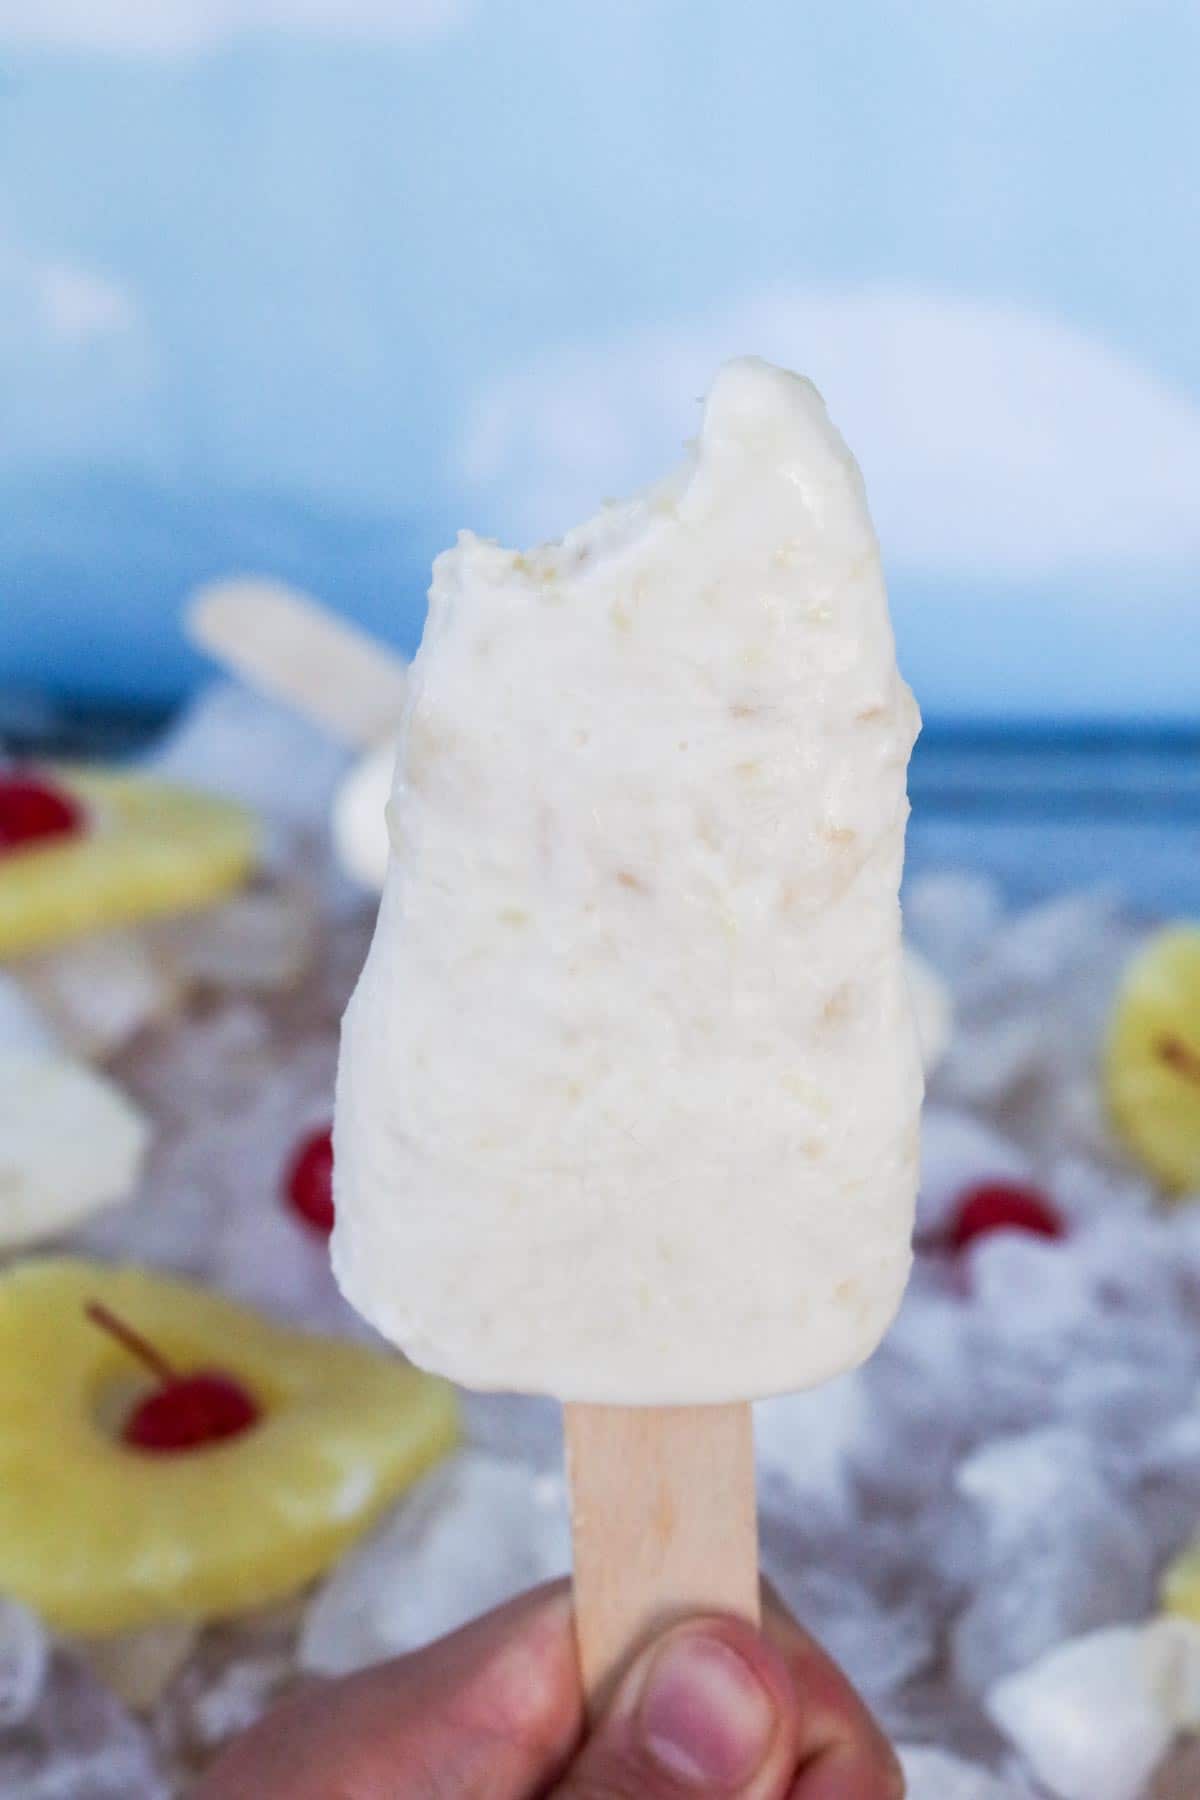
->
[0,769,257,960]
[1162,1540,1200,1622]
[0,1260,458,1635]
[1105,925,1200,1195]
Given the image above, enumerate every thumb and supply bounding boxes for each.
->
[552,1617,798,1799]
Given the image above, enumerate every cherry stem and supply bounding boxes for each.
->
[85,1300,179,1386]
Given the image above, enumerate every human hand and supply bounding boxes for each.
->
[196,1581,903,1797]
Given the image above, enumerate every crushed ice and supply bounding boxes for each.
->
[2,683,1199,1796]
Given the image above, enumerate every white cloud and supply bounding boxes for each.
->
[0,241,140,346]
[0,0,471,54]
[33,263,138,344]
[0,236,158,473]
[457,289,1200,578]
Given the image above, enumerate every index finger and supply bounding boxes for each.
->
[195,1582,583,1800]
[760,1585,904,1797]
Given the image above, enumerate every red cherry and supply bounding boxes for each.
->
[948,1181,1066,1252]
[122,1372,261,1453]
[0,774,84,853]
[85,1300,260,1455]
[285,1127,335,1236]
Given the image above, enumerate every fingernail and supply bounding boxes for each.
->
[637,1632,777,1788]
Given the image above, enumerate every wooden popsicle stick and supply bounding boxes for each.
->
[564,1401,760,1709]
[187,577,409,749]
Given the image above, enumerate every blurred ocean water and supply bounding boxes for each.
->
[2,695,1196,918]
[907,729,1200,916]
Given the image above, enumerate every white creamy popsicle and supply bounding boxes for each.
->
[334,357,922,1405]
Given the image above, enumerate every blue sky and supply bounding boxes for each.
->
[1,0,1197,719]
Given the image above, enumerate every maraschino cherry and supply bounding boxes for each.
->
[284,1127,335,1236]
[86,1300,260,1453]
[0,774,84,854]
[947,1181,1066,1253]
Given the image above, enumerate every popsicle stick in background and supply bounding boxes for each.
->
[188,578,409,749]
[191,574,765,1698]
[565,1402,760,1707]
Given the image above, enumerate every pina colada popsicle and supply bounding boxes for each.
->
[333,357,922,1408]
[334,357,921,1690]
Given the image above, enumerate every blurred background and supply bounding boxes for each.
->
[3,0,1197,902]
[0,3,1195,683]
[3,9,1200,1794]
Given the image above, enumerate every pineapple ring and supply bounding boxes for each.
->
[1162,1540,1200,1622]
[0,1260,458,1635]
[1105,925,1200,1196]
[0,769,257,960]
